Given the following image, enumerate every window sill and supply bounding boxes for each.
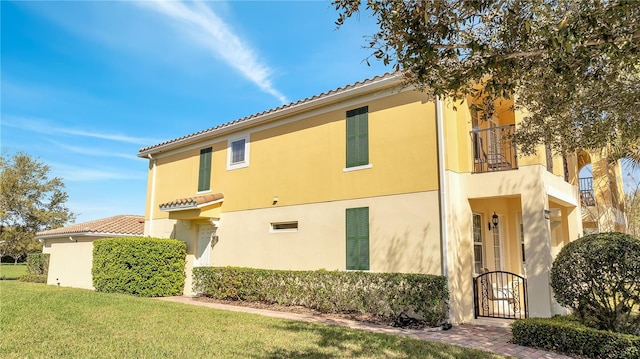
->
[343,164,372,173]
[227,162,249,171]
[196,190,212,194]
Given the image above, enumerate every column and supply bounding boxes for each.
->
[521,183,554,318]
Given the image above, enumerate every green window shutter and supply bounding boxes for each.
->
[346,207,369,270]
[346,209,358,270]
[346,106,369,168]
[198,147,212,192]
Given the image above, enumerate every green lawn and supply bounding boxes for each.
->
[0,281,507,358]
[0,263,27,280]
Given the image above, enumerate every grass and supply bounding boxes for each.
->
[0,263,27,280]
[0,281,507,359]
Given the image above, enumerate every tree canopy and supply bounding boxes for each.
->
[0,152,75,262]
[334,0,640,154]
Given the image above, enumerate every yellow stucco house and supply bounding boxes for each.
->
[138,73,626,324]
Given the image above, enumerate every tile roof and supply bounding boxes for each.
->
[138,72,402,155]
[159,193,224,211]
[36,215,144,238]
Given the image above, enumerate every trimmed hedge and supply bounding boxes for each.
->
[550,232,640,334]
[26,253,49,276]
[19,274,47,283]
[193,267,449,326]
[512,317,640,359]
[92,237,186,297]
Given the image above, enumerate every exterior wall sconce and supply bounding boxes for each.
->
[272,196,278,205]
[488,212,499,231]
[544,209,551,220]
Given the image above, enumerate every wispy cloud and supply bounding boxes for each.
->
[136,0,288,104]
[50,162,146,182]
[49,141,139,161]
[3,115,158,145]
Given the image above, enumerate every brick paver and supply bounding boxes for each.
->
[157,296,574,359]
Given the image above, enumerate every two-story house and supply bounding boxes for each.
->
[138,73,625,324]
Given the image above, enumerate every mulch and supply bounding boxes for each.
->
[192,296,428,329]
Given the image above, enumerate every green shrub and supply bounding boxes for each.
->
[25,253,49,276]
[512,317,639,359]
[550,232,640,335]
[193,267,449,326]
[19,274,47,283]
[92,237,186,297]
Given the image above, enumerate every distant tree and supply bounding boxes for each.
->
[0,152,75,263]
[334,0,640,154]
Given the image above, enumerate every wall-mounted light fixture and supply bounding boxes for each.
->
[544,209,551,220]
[488,212,499,231]
[69,236,77,242]
[272,196,279,205]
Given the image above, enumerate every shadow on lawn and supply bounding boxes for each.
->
[253,320,501,359]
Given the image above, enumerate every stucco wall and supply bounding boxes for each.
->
[148,191,442,295]
[45,237,95,290]
[145,90,440,220]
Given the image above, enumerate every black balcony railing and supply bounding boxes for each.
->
[471,125,518,173]
[579,177,595,206]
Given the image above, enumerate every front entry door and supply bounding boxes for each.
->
[196,225,214,266]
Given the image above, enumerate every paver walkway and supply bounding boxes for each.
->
[157,296,574,359]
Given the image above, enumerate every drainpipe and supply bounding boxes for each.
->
[148,154,157,236]
[435,98,452,329]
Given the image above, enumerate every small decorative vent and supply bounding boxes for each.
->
[270,222,298,232]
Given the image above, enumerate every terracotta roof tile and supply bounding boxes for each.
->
[36,215,144,237]
[138,72,401,154]
[159,193,224,211]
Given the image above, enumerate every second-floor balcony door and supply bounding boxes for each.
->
[196,224,214,266]
[488,118,502,168]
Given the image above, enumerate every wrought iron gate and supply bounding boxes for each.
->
[473,271,528,319]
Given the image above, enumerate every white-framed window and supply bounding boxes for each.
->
[472,213,484,274]
[492,218,503,270]
[227,135,249,170]
[270,221,298,233]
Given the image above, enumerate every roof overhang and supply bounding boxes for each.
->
[37,232,140,241]
[160,198,224,212]
[159,193,224,220]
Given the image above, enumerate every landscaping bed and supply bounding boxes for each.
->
[193,266,449,329]
[193,296,429,329]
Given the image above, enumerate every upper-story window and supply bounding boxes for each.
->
[345,106,369,169]
[227,135,249,170]
[198,147,212,192]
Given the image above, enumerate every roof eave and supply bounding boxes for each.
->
[37,232,143,240]
[160,205,197,212]
[137,73,403,158]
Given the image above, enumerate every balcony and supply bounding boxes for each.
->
[579,177,595,207]
[471,125,518,173]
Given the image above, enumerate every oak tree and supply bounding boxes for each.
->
[0,152,75,263]
[334,0,640,154]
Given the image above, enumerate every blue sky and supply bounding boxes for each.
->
[2,0,389,223]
